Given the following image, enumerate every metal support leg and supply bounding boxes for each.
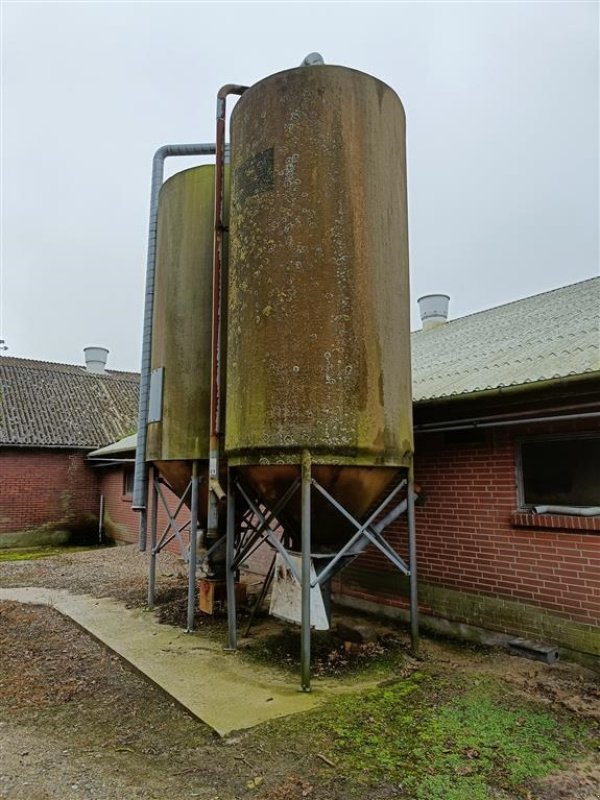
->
[300,451,312,692]
[147,469,158,608]
[407,473,419,654]
[186,461,200,632]
[225,469,237,651]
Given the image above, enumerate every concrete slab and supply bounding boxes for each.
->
[0,587,369,736]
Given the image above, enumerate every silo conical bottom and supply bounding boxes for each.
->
[237,463,405,550]
[152,460,211,527]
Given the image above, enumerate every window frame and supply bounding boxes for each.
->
[515,431,600,510]
[122,465,135,499]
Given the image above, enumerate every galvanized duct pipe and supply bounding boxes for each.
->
[133,143,217,551]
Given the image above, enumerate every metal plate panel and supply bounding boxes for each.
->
[148,367,164,423]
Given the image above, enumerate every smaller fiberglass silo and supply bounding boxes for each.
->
[146,165,226,524]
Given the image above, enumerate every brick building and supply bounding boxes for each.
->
[0,351,139,547]
[88,435,189,551]
[335,277,600,660]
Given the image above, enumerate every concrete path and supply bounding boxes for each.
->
[0,587,363,737]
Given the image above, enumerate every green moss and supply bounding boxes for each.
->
[101,511,129,543]
[0,528,72,549]
[262,673,596,799]
[1,511,100,550]
[341,566,600,657]
[0,545,107,562]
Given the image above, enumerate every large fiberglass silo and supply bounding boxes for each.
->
[225,65,413,543]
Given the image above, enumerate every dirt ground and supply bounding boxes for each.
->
[1,545,599,800]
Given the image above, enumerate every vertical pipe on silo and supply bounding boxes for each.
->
[208,86,247,542]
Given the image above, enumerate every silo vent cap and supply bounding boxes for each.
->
[301,52,325,66]
[417,295,450,331]
[83,346,109,374]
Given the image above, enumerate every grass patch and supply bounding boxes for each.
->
[0,546,104,562]
[261,673,597,799]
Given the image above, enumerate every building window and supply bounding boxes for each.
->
[123,466,134,497]
[518,435,600,508]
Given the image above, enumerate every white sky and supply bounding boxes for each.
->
[1,0,598,372]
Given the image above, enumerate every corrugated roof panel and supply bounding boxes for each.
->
[412,277,600,401]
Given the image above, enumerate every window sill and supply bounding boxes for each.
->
[511,511,600,533]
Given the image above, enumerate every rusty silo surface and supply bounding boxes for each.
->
[225,65,412,531]
[146,165,222,505]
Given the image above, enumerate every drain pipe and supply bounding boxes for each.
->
[207,85,247,543]
[133,143,218,551]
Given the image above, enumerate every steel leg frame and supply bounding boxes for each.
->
[234,479,302,581]
[407,474,419,654]
[147,467,159,608]
[146,467,204,632]
[186,461,200,632]
[310,478,408,587]
[311,471,419,650]
[224,469,303,666]
[225,468,238,651]
[300,451,312,693]
[154,479,193,560]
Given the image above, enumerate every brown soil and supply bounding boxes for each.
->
[0,546,598,800]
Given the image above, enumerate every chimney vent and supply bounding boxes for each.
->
[417,294,450,331]
[83,346,109,374]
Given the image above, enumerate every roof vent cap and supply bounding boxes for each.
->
[417,294,450,331]
[83,346,109,374]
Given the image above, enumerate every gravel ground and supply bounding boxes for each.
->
[0,544,184,605]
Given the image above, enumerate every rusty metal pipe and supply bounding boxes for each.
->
[208,84,247,537]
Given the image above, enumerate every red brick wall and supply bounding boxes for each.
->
[98,465,190,554]
[336,419,600,629]
[0,448,99,534]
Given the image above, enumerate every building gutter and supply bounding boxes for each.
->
[414,370,600,409]
[415,410,600,434]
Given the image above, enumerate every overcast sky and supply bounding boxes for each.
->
[1,1,598,372]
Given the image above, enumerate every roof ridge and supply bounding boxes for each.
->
[412,275,599,335]
[0,355,139,379]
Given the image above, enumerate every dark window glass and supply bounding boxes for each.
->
[123,466,134,496]
[520,438,600,507]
